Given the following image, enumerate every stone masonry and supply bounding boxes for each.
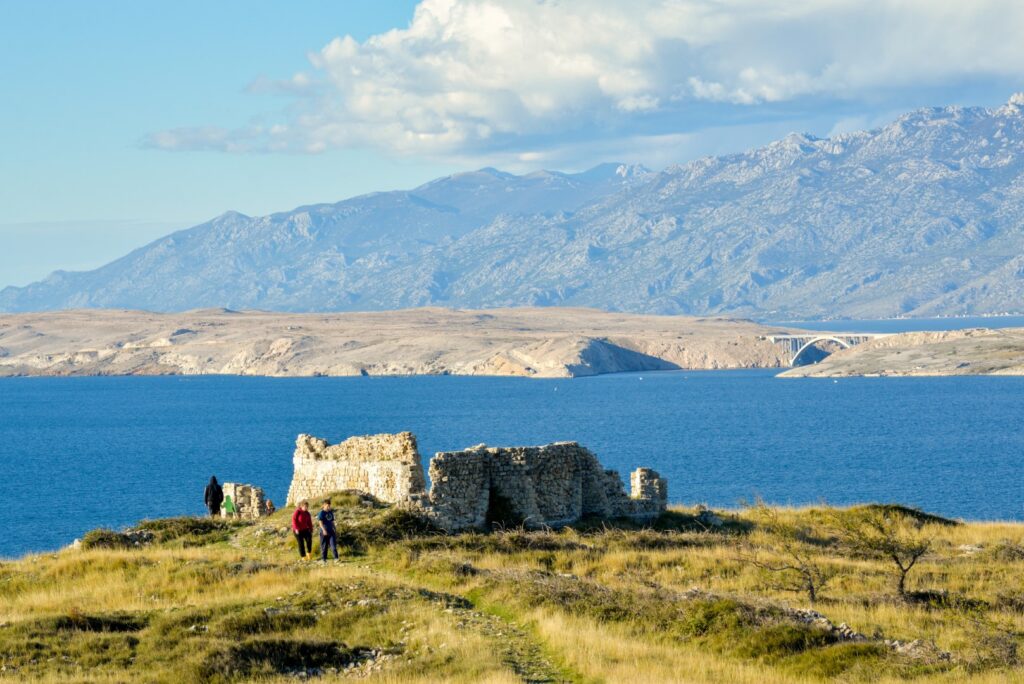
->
[286,432,427,506]
[221,482,275,519]
[286,432,668,532]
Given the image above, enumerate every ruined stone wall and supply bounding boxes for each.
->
[286,431,668,532]
[222,483,275,519]
[412,441,668,531]
[631,468,668,502]
[286,432,426,505]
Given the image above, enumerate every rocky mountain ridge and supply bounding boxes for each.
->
[4,95,1024,318]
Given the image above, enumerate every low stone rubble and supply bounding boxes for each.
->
[790,608,952,661]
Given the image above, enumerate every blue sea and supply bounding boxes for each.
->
[766,315,1024,333]
[2,370,1023,558]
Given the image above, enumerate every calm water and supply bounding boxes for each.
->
[2,371,1023,558]
[769,315,1024,333]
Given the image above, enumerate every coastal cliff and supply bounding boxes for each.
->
[0,307,790,378]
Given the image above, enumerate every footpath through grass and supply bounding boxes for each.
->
[0,494,1021,683]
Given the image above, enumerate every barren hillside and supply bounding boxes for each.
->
[0,307,791,378]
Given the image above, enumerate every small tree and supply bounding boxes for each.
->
[832,506,932,599]
[741,501,835,605]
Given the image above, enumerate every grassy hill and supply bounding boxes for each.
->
[0,494,1021,683]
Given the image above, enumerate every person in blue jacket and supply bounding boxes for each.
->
[317,498,339,561]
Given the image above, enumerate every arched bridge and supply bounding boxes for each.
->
[763,333,891,366]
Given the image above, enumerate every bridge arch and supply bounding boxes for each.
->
[790,336,852,366]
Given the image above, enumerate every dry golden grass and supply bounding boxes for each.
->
[0,500,1021,682]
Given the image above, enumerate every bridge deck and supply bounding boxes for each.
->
[762,333,892,365]
[763,334,889,342]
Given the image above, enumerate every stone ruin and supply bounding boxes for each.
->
[222,482,275,519]
[287,432,427,505]
[286,432,668,532]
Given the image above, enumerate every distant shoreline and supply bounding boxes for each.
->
[0,307,794,379]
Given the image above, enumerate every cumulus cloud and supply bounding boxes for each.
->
[145,0,1024,159]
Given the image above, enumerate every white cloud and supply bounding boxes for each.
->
[146,0,1024,159]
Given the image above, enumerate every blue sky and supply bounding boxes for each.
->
[2,0,1023,287]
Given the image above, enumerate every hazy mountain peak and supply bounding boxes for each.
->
[4,97,1024,319]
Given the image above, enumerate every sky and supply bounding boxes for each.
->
[2,0,1023,287]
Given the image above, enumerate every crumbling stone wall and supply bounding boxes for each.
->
[286,431,426,505]
[410,442,667,530]
[286,431,668,532]
[631,468,668,502]
[222,483,275,519]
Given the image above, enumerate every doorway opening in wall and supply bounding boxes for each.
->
[485,488,524,530]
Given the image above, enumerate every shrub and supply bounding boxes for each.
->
[403,529,586,555]
[196,638,369,681]
[784,642,888,678]
[35,611,146,634]
[735,624,836,659]
[354,507,441,545]
[135,516,240,546]
[677,599,746,637]
[214,607,317,637]
[80,529,132,550]
[856,504,959,527]
[987,540,1024,562]
[742,501,836,604]
[831,506,934,598]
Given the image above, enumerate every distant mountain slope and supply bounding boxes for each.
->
[4,95,1024,318]
[0,164,650,313]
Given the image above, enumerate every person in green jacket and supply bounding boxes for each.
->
[222,494,236,518]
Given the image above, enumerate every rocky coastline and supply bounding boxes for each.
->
[0,307,792,379]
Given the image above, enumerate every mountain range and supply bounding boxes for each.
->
[5,94,1024,319]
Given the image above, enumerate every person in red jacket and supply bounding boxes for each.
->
[291,500,313,560]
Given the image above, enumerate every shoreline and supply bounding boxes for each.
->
[6,308,1024,380]
[0,307,794,379]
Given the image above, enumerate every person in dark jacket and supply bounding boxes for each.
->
[204,476,224,517]
[291,500,314,560]
[317,498,339,562]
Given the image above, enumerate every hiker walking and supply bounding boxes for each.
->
[317,498,339,562]
[291,500,314,560]
[222,494,237,519]
[204,476,223,518]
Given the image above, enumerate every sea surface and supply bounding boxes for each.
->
[2,371,1023,558]
[770,315,1024,333]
